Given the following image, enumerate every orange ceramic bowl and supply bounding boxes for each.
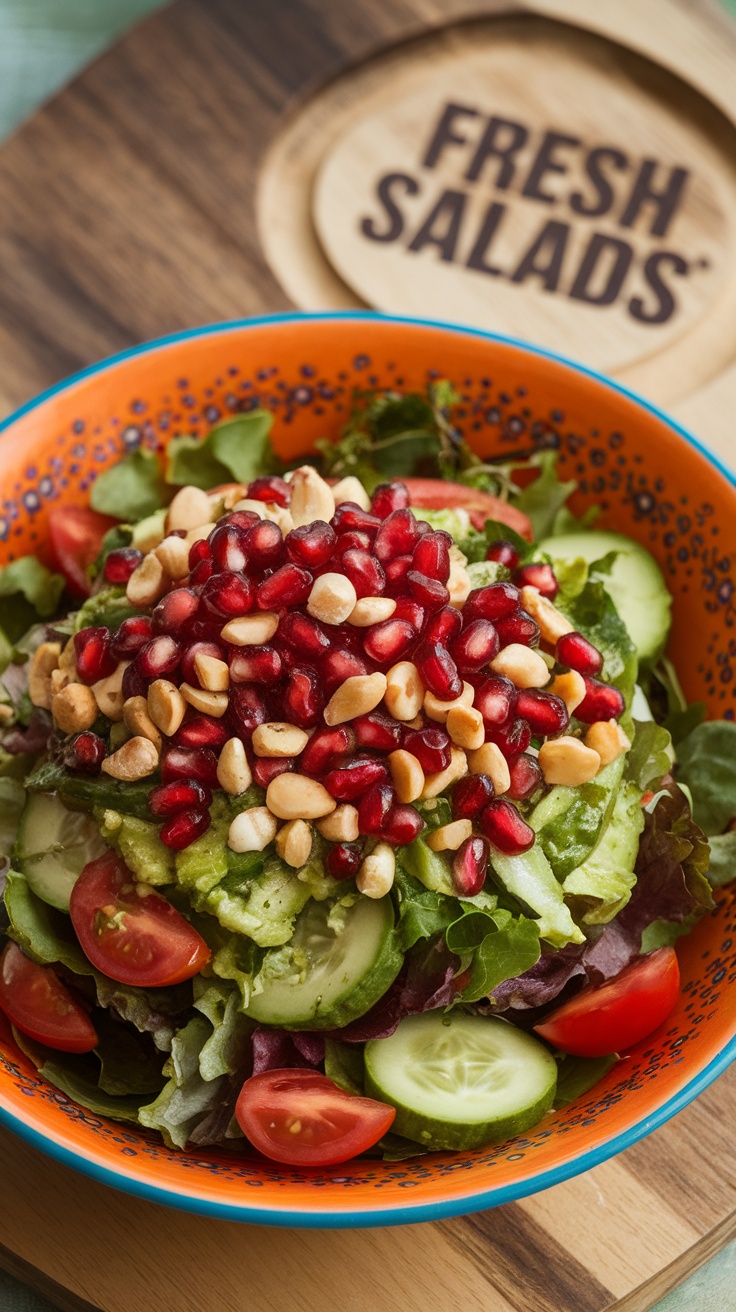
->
[0,312,735,1227]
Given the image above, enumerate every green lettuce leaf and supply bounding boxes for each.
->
[562,779,645,924]
[192,978,253,1082]
[455,910,541,1002]
[649,656,706,745]
[513,451,578,540]
[559,557,638,726]
[96,808,175,886]
[166,411,276,490]
[12,1029,147,1123]
[138,1016,225,1149]
[532,758,623,880]
[625,720,673,792]
[554,1053,619,1108]
[91,448,169,522]
[72,585,142,633]
[676,721,736,835]
[0,557,65,644]
[490,843,585,947]
[0,777,25,856]
[26,760,155,820]
[459,519,530,566]
[324,1037,365,1096]
[93,1011,167,1097]
[704,831,736,887]
[392,869,457,950]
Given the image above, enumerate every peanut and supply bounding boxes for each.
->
[331,476,371,511]
[51,683,98,734]
[228,806,279,853]
[584,719,631,768]
[275,819,314,869]
[252,722,309,757]
[421,747,468,799]
[520,585,574,644]
[92,663,128,722]
[387,749,425,804]
[538,736,601,785]
[50,667,70,694]
[356,842,396,898]
[316,804,360,843]
[323,672,387,726]
[548,670,586,714]
[101,735,159,781]
[288,466,335,528]
[123,695,162,750]
[166,485,213,532]
[427,819,473,852]
[220,612,279,646]
[217,737,253,795]
[347,596,397,627]
[448,546,472,608]
[424,681,474,723]
[491,643,550,689]
[126,552,166,608]
[156,534,191,580]
[467,741,511,794]
[193,652,230,692]
[28,642,62,709]
[384,661,424,721]
[266,773,336,820]
[180,683,228,717]
[58,639,77,678]
[446,704,484,751]
[147,678,186,737]
[184,523,216,547]
[307,572,357,626]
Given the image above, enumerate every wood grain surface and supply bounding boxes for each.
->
[0,1,735,1310]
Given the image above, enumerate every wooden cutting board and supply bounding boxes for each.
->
[0,1,735,1309]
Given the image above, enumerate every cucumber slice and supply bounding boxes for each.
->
[245,895,403,1030]
[538,529,672,663]
[16,792,106,912]
[364,1011,557,1150]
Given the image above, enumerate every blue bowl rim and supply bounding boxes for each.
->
[0,308,734,1229]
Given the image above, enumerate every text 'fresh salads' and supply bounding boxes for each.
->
[0,383,730,1165]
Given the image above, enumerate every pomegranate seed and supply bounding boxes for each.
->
[162,745,219,789]
[331,503,381,535]
[326,843,362,880]
[358,782,396,834]
[474,674,518,727]
[110,616,154,660]
[479,799,535,855]
[256,564,312,610]
[277,611,331,659]
[335,530,372,555]
[406,570,449,612]
[286,521,336,569]
[300,725,355,776]
[516,562,559,599]
[341,549,386,598]
[223,510,261,533]
[380,804,424,845]
[175,715,230,750]
[371,481,410,518]
[392,598,425,631]
[149,779,212,817]
[324,758,389,801]
[414,642,462,700]
[452,773,494,821]
[321,648,369,691]
[575,677,625,724]
[160,808,211,850]
[73,628,116,684]
[137,635,180,681]
[374,508,420,562]
[121,662,148,700]
[252,756,294,787]
[104,547,143,584]
[152,588,199,635]
[181,640,224,686]
[384,555,414,594]
[246,475,291,507]
[487,716,533,759]
[464,582,520,622]
[412,531,452,584]
[425,606,463,646]
[485,540,520,570]
[516,689,569,736]
[363,619,415,665]
[353,710,404,754]
[495,610,541,648]
[507,753,543,800]
[188,538,211,569]
[403,726,451,773]
[229,645,282,684]
[282,667,323,727]
[209,524,249,574]
[556,631,603,677]
[239,520,283,571]
[450,619,500,672]
[63,730,106,775]
[189,558,214,588]
[228,686,269,738]
[202,572,255,618]
[452,835,489,896]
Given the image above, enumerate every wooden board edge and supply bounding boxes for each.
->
[614,1209,736,1312]
[0,1239,101,1312]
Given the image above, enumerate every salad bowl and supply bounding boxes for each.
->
[0,310,735,1227]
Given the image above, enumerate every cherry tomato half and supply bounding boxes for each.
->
[534,947,681,1057]
[403,478,533,538]
[48,505,118,598]
[0,942,98,1053]
[69,850,211,987]
[236,1069,396,1166]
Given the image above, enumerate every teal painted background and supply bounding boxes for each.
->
[0,1,734,1309]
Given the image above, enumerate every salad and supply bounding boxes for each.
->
[0,382,731,1167]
